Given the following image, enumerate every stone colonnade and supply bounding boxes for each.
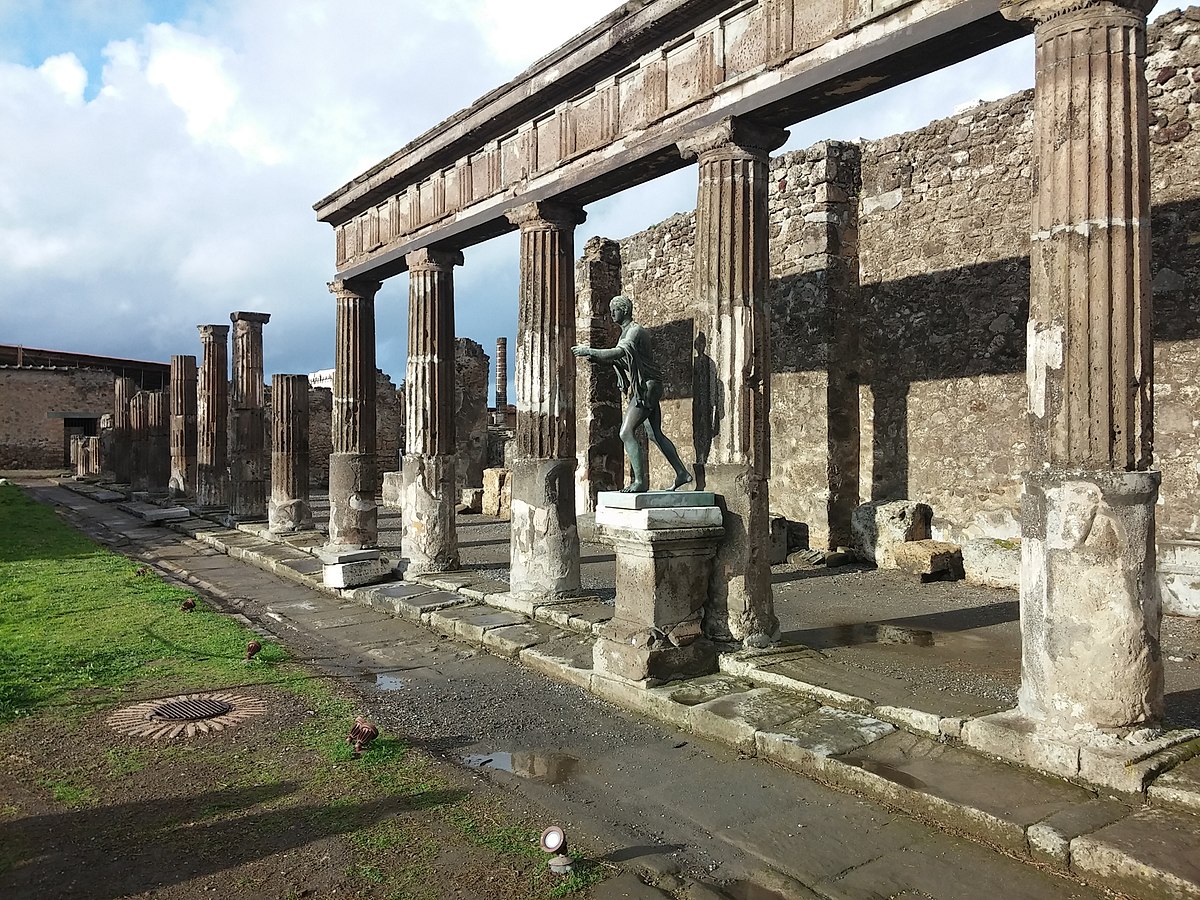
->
[228,311,271,522]
[196,324,230,508]
[169,355,197,496]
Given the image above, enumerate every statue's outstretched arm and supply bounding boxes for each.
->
[571,344,622,362]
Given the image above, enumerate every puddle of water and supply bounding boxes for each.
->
[842,757,927,790]
[723,881,791,900]
[361,672,406,691]
[460,750,579,784]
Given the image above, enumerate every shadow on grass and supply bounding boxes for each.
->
[0,780,468,900]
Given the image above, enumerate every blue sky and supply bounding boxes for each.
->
[0,1,1187,394]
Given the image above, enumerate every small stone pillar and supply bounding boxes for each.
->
[574,236,624,514]
[269,374,313,533]
[129,391,150,492]
[679,116,787,646]
[963,0,1168,792]
[494,337,508,425]
[593,491,724,685]
[401,248,461,575]
[98,414,115,481]
[86,436,102,476]
[505,201,585,599]
[147,390,170,493]
[323,278,387,588]
[112,377,135,484]
[169,354,198,497]
[196,324,230,509]
[228,311,271,522]
[72,436,88,478]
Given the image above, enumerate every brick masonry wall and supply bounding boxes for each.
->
[615,8,1200,546]
[0,367,112,468]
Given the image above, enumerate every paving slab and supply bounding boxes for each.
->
[519,634,596,690]
[455,609,530,643]
[1149,752,1200,815]
[1027,799,1134,869]
[425,602,488,636]
[533,596,614,634]
[482,621,565,658]
[362,587,464,621]
[1069,806,1200,900]
[664,675,757,707]
[688,688,821,753]
[757,706,896,765]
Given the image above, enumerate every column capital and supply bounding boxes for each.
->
[327,277,383,300]
[405,247,464,272]
[678,116,789,162]
[197,323,230,340]
[505,200,586,231]
[231,310,272,325]
[1001,0,1154,26]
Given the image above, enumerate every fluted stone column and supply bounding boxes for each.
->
[228,311,271,522]
[679,117,786,646]
[506,201,586,599]
[574,237,624,514]
[129,391,150,492]
[269,374,313,533]
[196,324,230,509]
[169,355,198,497]
[147,390,171,493]
[963,0,1165,790]
[86,436,102,476]
[401,248,462,575]
[494,337,508,425]
[327,278,382,550]
[112,377,134,484]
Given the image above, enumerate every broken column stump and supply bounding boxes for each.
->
[593,491,724,687]
[893,539,965,583]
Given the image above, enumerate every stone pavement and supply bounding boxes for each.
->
[28,476,1200,899]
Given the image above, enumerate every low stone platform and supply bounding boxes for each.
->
[46,476,1200,900]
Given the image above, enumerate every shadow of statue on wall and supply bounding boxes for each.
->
[691,331,721,490]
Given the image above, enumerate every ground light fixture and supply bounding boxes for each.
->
[540,825,573,875]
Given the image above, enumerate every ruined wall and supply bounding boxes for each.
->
[0,367,112,468]
[377,370,402,478]
[455,338,490,490]
[615,9,1200,546]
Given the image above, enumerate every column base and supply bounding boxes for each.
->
[700,464,778,646]
[268,497,314,534]
[399,453,459,576]
[1018,469,1163,730]
[509,457,580,599]
[961,708,1200,794]
[328,451,378,549]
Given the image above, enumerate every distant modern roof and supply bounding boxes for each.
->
[0,344,170,371]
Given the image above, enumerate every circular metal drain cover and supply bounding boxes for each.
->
[107,692,267,739]
[152,697,233,721]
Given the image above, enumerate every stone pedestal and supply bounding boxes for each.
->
[593,491,724,686]
[228,311,271,522]
[506,201,585,598]
[318,547,388,589]
[679,117,786,646]
[169,354,197,497]
[400,453,459,574]
[196,324,230,509]
[269,374,313,533]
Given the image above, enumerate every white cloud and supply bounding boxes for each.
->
[37,51,87,103]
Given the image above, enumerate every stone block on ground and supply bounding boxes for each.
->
[893,539,964,582]
[482,467,511,519]
[460,487,483,514]
[961,537,1020,589]
[1158,540,1200,617]
[850,499,932,568]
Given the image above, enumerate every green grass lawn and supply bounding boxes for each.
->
[0,484,606,899]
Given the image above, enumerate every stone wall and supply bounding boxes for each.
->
[0,367,112,468]
[614,9,1200,547]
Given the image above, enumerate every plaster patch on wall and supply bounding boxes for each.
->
[1026,320,1063,418]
